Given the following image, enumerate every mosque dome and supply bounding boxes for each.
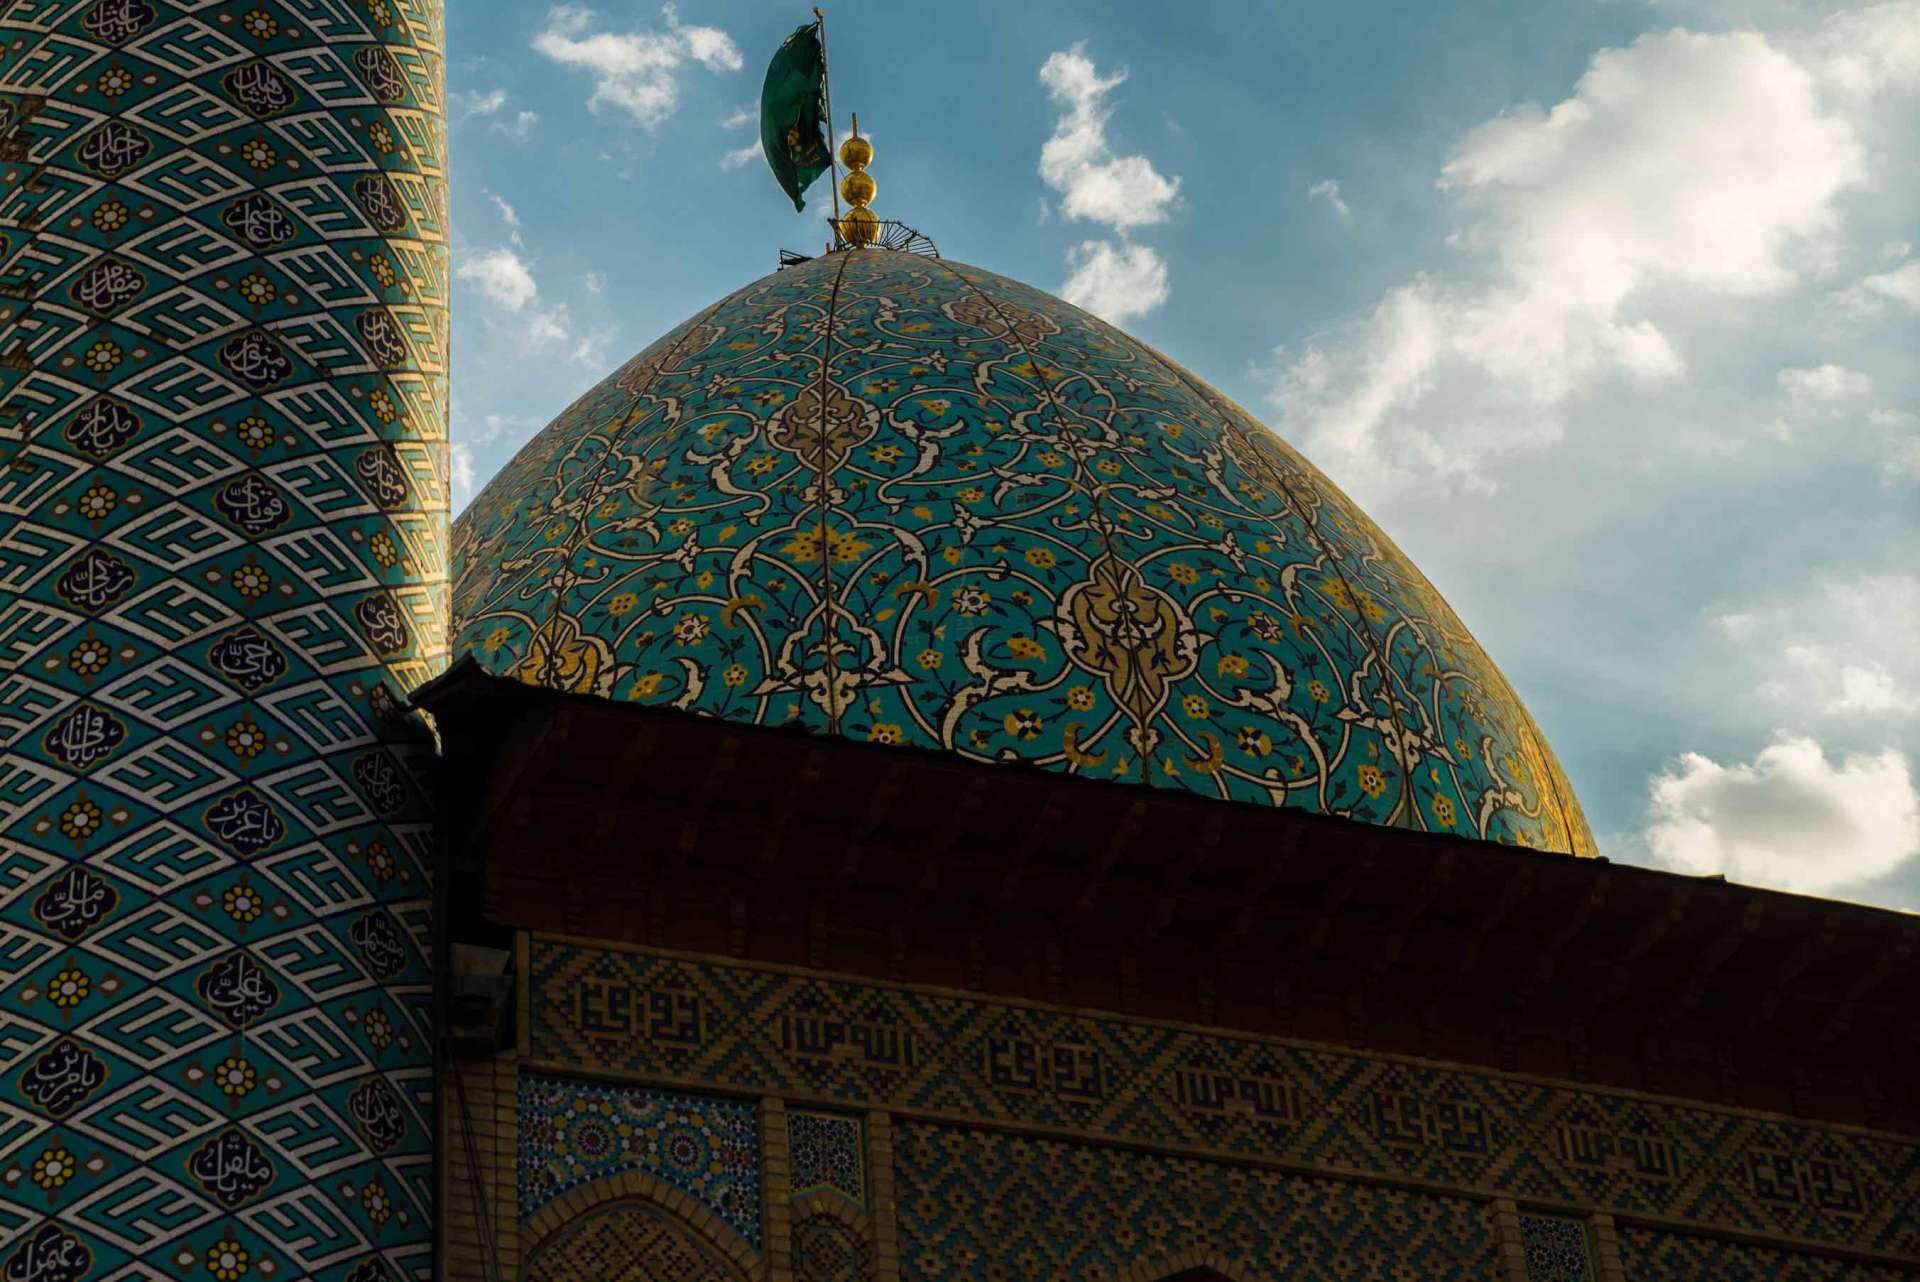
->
[449,249,1595,854]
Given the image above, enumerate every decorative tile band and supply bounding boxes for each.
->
[517,1074,761,1247]
[895,1119,1496,1280]
[0,1,446,1278]
[1618,1225,1915,1281]
[527,936,1920,1260]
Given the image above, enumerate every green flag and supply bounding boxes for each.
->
[760,22,831,212]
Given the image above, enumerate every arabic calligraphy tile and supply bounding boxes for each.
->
[0,1222,95,1282]
[199,788,287,857]
[30,868,122,943]
[184,1128,276,1209]
[19,1040,110,1120]
[194,951,281,1028]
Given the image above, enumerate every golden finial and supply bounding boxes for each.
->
[838,113,879,246]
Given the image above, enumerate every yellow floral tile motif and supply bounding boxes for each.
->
[453,250,1594,854]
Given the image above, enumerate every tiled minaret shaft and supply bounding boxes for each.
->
[0,2,447,1279]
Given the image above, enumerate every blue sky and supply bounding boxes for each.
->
[446,0,1920,907]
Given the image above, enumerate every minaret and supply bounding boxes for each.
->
[0,3,447,1280]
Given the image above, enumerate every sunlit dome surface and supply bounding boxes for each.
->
[451,249,1595,854]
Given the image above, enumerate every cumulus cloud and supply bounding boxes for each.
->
[457,248,538,312]
[1646,736,1919,895]
[721,139,762,170]
[534,2,741,128]
[1834,257,1920,313]
[1265,26,1884,494]
[456,247,603,367]
[456,88,508,117]
[1719,572,1920,721]
[453,89,539,140]
[1307,178,1349,216]
[1777,363,1872,400]
[496,110,540,140]
[1061,241,1169,324]
[1037,44,1179,324]
[1038,45,1179,228]
[451,441,476,506]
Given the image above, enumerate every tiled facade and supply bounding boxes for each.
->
[430,934,1920,1281]
[524,936,1920,1261]
[0,1,446,1278]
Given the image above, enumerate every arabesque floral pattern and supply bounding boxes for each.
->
[453,250,1593,853]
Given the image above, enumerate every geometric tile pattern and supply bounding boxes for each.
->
[1520,1213,1592,1282]
[895,1120,1497,1280]
[449,248,1594,854]
[788,1109,862,1205]
[529,938,1920,1260]
[0,1,445,1278]
[516,1075,761,1247]
[523,1200,748,1282]
[1617,1227,1916,1281]
[792,1212,871,1282]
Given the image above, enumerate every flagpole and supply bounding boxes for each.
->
[814,7,842,226]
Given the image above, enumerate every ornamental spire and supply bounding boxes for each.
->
[838,113,878,246]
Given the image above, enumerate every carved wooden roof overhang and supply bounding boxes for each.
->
[418,659,1920,1135]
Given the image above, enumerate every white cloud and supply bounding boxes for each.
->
[1777,363,1872,399]
[582,271,605,294]
[1060,240,1169,324]
[456,88,508,117]
[1803,1,1920,98]
[1781,645,1920,714]
[458,248,538,312]
[1723,572,1920,721]
[1835,258,1920,313]
[451,441,476,505]
[454,89,538,139]
[1646,736,1919,895]
[1037,45,1179,326]
[498,110,540,140]
[456,247,603,367]
[721,139,762,170]
[1038,45,1179,229]
[490,194,523,247]
[1265,27,1877,494]
[1307,178,1349,216]
[534,2,741,128]
[720,103,756,129]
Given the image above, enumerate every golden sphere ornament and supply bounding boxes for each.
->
[840,170,875,208]
[839,135,872,171]
[842,205,880,246]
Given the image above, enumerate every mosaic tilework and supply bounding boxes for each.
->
[1520,1214,1592,1282]
[896,1119,1494,1279]
[1618,1226,1916,1281]
[517,1074,761,1246]
[529,938,1920,1259]
[450,248,1594,855]
[524,1200,748,1282]
[789,1108,863,1205]
[793,1213,872,1282]
[0,1,446,1279]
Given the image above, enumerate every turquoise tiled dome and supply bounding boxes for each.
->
[451,250,1594,854]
